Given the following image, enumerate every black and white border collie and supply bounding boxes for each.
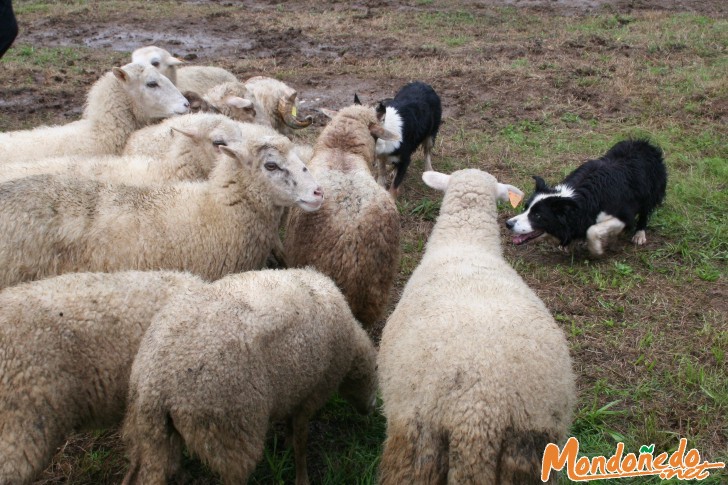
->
[357,82,442,196]
[506,139,667,256]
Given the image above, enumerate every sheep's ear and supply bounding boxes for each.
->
[354,93,362,105]
[171,127,200,141]
[369,123,400,142]
[496,183,525,207]
[168,56,185,66]
[532,175,549,192]
[225,96,254,111]
[112,67,129,82]
[218,144,253,168]
[320,108,337,119]
[422,171,450,192]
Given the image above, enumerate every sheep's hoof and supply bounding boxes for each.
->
[632,230,647,246]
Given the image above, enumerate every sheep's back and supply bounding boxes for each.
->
[284,167,400,327]
[379,250,575,438]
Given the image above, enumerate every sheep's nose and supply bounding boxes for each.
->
[313,187,324,199]
[505,219,515,230]
[183,100,190,109]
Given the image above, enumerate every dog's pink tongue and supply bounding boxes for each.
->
[512,231,543,245]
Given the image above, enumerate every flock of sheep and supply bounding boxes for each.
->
[0,45,576,484]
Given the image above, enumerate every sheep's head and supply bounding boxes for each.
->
[202,82,256,123]
[244,76,313,134]
[423,169,524,213]
[113,62,189,120]
[339,336,378,415]
[318,105,400,164]
[170,114,244,171]
[220,136,323,211]
[131,45,184,84]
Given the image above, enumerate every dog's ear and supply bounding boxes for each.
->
[375,102,387,120]
[532,175,549,192]
[354,93,362,105]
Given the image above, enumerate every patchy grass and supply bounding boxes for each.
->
[1,1,725,484]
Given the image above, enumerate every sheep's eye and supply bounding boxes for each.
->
[146,81,159,88]
[151,61,160,67]
[212,140,227,147]
[264,162,279,171]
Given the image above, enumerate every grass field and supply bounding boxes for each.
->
[1,0,726,483]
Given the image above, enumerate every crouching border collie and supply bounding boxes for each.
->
[506,139,667,256]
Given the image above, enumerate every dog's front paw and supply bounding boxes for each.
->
[632,230,647,246]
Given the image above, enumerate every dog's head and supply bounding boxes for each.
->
[505,176,578,246]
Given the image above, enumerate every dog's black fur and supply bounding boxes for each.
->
[507,139,667,247]
[367,82,442,191]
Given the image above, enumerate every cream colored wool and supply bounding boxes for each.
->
[0,63,188,164]
[0,135,322,289]
[378,169,576,484]
[122,268,377,485]
[0,271,203,485]
[176,65,238,94]
[0,113,246,185]
[284,105,400,331]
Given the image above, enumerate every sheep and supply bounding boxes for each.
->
[365,81,442,196]
[0,135,323,289]
[0,62,189,164]
[122,268,378,485]
[185,81,257,123]
[131,45,184,84]
[284,105,400,332]
[0,113,246,185]
[0,270,204,485]
[131,45,237,94]
[377,169,576,484]
[244,75,313,135]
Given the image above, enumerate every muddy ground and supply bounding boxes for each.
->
[1,0,726,483]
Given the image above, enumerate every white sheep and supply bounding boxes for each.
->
[131,45,237,94]
[130,45,184,84]
[122,268,378,485]
[284,105,401,332]
[378,169,575,484]
[0,62,189,164]
[0,270,204,485]
[0,113,245,185]
[0,135,323,289]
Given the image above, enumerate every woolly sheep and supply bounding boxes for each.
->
[0,63,189,164]
[131,45,237,94]
[122,268,378,485]
[244,76,313,135]
[131,45,184,84]
[377,169,575,484]
[0,270,203,485]
[0,113,245,185]
[284,105,400,331]
[0,135,323,289]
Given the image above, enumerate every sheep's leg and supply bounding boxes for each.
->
[586,216,625,256]
[376,154,390,188]
[123,408,182,485]
[291,412,310,485]
[379,420,448,485]
[423,136,434,172]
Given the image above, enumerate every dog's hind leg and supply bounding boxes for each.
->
[423,136,434,172]
[586,215,626,256]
